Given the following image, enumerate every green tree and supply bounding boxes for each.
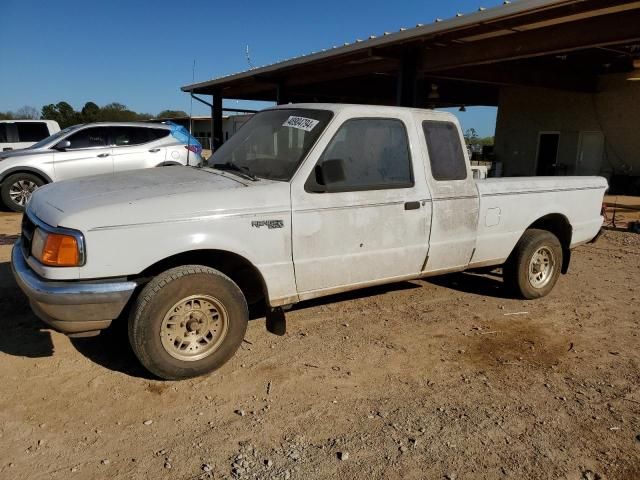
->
[464,128,479,144]
[157,110,188,119]
[98,103,142,122]
[41,102,80,128]
[80,101,100,123]
[56,102,78,126]
[41,104,57,121]
[480,136,495,146]
[40,101,155,126]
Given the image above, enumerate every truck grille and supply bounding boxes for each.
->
[21,213,36,259]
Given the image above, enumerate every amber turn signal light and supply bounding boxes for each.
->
[41,233,80,266]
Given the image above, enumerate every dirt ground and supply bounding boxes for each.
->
[0,211,638,480]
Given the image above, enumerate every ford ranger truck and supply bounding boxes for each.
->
[11,104,607,380]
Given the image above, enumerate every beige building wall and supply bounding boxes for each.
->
[495,74,640,178]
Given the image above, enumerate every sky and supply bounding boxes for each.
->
[0,0,505,137]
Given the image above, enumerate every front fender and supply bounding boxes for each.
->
[0,165,54,184]
[79,215,297,305]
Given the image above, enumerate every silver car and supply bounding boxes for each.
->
[0,122,203,212]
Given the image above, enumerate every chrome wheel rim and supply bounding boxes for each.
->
[528,246,555,289]
[9,179,38,206]
[160,295,229,362]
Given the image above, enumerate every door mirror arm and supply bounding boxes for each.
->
[312,165,327,192]
[54,140,71,151]
[312,159,346,193]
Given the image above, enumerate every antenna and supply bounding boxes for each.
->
[187,59,195,167]
[246,45,255,70]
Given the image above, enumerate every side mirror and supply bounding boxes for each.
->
[55,140,71,151]
[314,158,346,192]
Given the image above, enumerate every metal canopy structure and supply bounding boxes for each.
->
[182,0,640,148]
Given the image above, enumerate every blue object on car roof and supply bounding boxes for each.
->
[164,121,202,154]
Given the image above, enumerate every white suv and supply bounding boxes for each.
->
[0,122,202,211]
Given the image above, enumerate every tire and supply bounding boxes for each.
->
[0,173,45,212]
[128,265,248,380]
[503,229,563,299]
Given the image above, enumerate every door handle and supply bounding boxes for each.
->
[149,148,161,153]
[404,201,421,210]
[97,153,110,158]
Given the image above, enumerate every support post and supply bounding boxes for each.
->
[276,82,288,105]
[211,92,223,150]
[396,49,418,107]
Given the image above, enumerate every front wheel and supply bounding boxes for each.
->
[128,265,248,380]
[1,173,45,212]
[503,229,563,299]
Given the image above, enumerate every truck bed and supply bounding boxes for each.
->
[475,176,607,196]
[470,176,608,268]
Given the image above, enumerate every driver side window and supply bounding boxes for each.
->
[66,127,108,149]
[306,118,413,192]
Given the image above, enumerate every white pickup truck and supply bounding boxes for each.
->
[11,104,607,380]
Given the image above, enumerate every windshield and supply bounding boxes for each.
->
[29,125,83,149]
[209,109,333,181]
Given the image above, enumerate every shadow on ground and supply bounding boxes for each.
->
[0,258,513,378]
[292,281,422,311]
[0,260,151,377]
[0,261,55,358]
[69,320,157,380]
[426,271,512,299]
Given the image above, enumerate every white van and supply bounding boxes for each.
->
[0,120,60,151]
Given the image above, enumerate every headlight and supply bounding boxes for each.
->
[31,227,83,267]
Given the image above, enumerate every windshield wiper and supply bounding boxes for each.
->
[212,162,258,181]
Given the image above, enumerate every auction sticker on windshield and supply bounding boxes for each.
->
[282,116,320,132]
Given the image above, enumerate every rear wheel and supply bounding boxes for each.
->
[128,265,248,380]
[1,173,45,212]
[503,229,563,299]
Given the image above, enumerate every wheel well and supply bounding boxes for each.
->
[526,214,572,273]
[0,168,50,185]
[135,250,268,306]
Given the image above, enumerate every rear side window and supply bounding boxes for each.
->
[307,118,413,192]
[150,128,170,140]
[110,127,169,146]
[16,122,50,142]
[110,127,154,146]
[66,127,108,149]
[0,124,7,143]
[422,121,467,181]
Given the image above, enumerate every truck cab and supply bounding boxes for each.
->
[288,106,479,294]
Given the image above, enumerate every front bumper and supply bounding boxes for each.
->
[11,240,137,335]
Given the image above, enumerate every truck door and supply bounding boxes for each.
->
[291,114,431,295]
[419,119,479,273]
